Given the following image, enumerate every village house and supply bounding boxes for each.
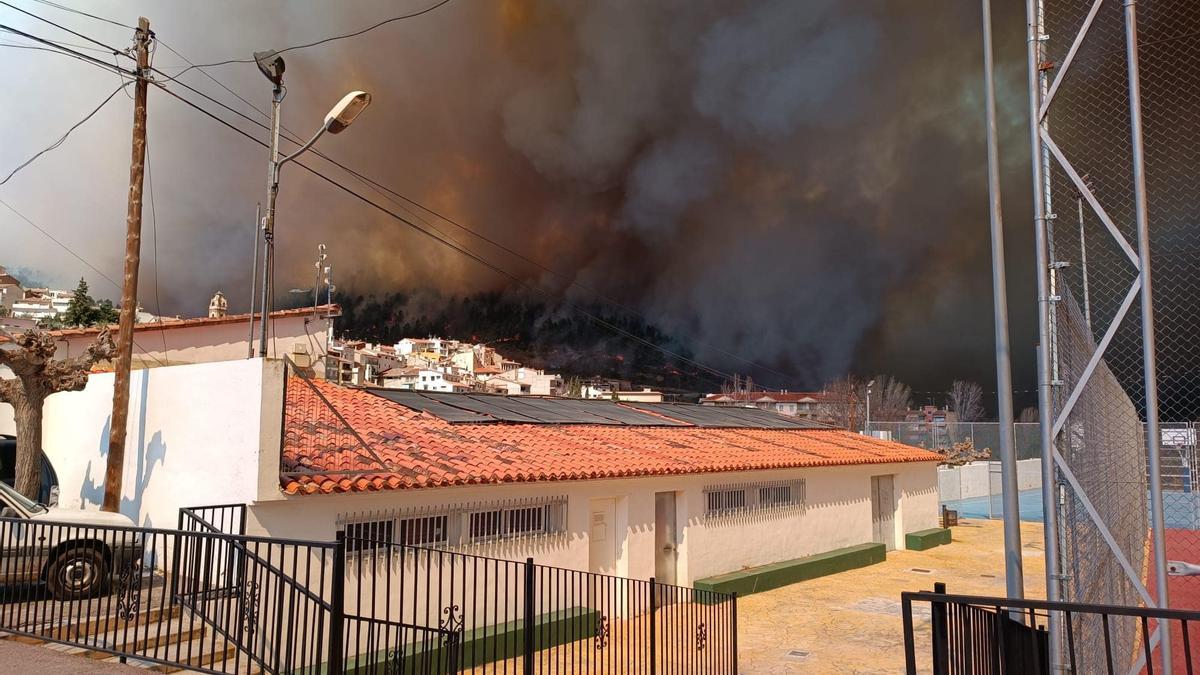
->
[30,301,338,372]
[1,357,941,588]
[702,390,837,422]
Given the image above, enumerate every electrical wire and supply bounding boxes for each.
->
[0,0,131,58]
[25,0,132,29]
[142,62,797,386]
[0,23,134,74]
[145,131,169,357]
[157,0,453,78]
[12,24,763,388]
[152,85,740,386]
[0,82,124,186]
[0,198,167,367]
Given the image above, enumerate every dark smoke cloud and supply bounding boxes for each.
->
[1,0,1038,399]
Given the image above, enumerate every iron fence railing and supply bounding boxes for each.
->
[902,585,1200,675]
[342,531,737,674]
[0,507,736,674]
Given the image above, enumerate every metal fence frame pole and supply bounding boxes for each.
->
[730,592,739,673]
[523,557,535,675]
[1025,0,1064,659]
[329,531,346,675]
[981,0,1025,606]
[649,577,657,675]
[1123,1,1172,670]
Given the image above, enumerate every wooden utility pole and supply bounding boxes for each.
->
[103,17,151,513]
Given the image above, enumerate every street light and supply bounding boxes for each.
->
[253,49,371,357]
[865,379,876,435]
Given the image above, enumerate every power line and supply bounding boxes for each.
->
[170,0,453,75]
[152,85,740,386]
[24,0,133,30]
[0,197,167,367]
[0,23,134,74]
[0,0,131,58]
[141,60,797,386]
[10,22,759,388]
[0,82,124,186]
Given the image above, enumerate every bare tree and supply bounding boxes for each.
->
[1018,406,1040,423]
[820,373,913,430]
[0,329,116,498]
[947,380,985,422]
[821,375,861,430]
[870,374,913,422]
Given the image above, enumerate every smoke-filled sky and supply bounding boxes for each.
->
[0,0,1042,406]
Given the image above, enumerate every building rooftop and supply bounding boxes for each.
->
[35,304,340,338]
[281,379,943,495]
[703,391,831,404]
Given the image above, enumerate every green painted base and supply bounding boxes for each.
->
[905,527,952,551]
[343,607,600,674]
[693,543,887,597]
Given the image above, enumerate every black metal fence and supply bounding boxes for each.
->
[0,506,736,674]
[902,585,1200,675]
[341,531,737,674]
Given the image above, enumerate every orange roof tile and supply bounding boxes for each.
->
[280,379,942,495]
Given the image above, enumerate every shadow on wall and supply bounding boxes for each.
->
[78,371,166,528]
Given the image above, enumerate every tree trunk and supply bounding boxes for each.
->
[12,391,44,501]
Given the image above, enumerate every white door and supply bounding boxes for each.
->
[654,492,678,586]
[871,475,897,551]
[588,498,617,575]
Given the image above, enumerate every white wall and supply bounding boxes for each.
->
[250,460,940,584]
[938,458,1042,500]
[0,358,270,528]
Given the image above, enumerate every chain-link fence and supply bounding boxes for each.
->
[1031,0,1200,668]
[865,421,1042,460]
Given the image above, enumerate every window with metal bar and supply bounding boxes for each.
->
[703,479,805,518]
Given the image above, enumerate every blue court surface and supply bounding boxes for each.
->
[942,489,1200,529]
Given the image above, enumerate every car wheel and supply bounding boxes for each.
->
[46,547,107,600]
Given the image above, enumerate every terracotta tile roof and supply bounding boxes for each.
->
[280,379,943,495]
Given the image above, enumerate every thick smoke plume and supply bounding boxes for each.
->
[1,0,1035,393]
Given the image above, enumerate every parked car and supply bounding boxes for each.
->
[0,434,59,506]
[0,477,139,599]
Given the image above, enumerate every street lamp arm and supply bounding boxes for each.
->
[279,123,329,166]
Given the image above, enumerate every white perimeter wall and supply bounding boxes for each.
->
[250,460,939,584]
[937,458,1042,501]
[0,358,268,528]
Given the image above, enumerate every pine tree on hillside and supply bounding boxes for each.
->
[58,278,118,328]
[60,278,95,327]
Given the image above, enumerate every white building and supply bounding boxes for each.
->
[38,304,338,372]
[1,358,941,588]
[484,366,563,396]
[10,288,72,320]
[377,366,470,392]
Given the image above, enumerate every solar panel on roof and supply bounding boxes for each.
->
[499,396,617,424]
[367,390,493,423]
[420,393,540,423]
[369,389,821,428]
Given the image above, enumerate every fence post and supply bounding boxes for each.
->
[649,577,657,675]
[730,591,739,674]
[931,582,948,675]
[523,557,535,675]
[329,531,346,675]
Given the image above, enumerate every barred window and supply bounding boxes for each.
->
[705,488,747,515]
[338,496,567,551]
[398,514,448,547]
[703,479,805,519]
[345,519,394,552]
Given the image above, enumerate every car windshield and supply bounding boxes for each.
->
[0,480,46,514]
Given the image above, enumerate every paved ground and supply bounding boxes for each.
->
[0,638,142,673]
[737,519,1047,674]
